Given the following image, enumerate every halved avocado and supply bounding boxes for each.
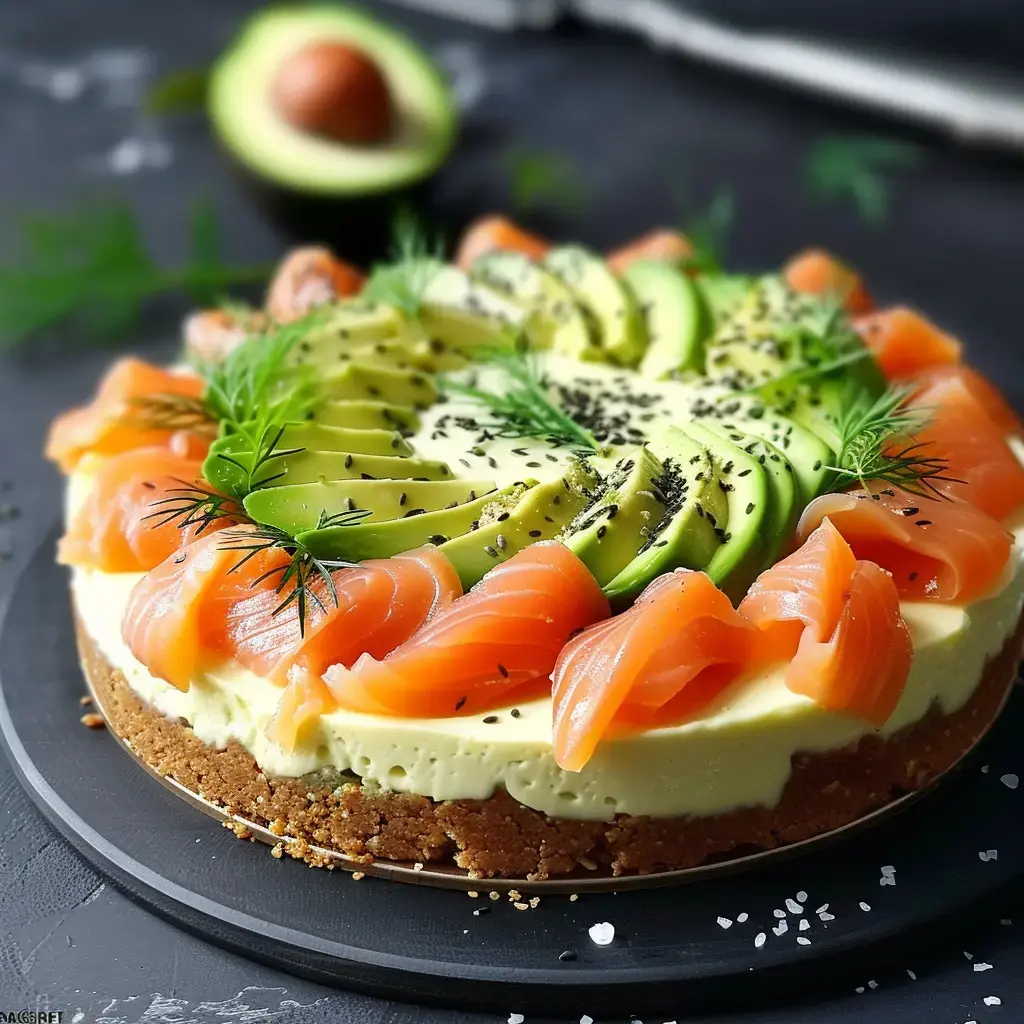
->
[209,6,457,255]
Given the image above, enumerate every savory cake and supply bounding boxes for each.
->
[49,221,1024,879]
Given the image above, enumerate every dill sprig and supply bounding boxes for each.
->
[217,512,369,637]
[822,384,960,498]
[443,343,599,451]
[677,187,735,274]
[141,479,244,534]
[738,299,871,395]
[806,135,921,224]
[361,207,445,320]
[501,145,587,214]
[123,392,218,434]
[0,199,273,349]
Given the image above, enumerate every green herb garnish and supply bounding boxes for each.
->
[806,135,920,224]
[145,67,210,116]
[217,515,368,636]
[501,145,587,214]
[443,342,599,451]
[822,384,958,498]
[362,206,444,320]
[141,479,244,535]
[0,199,273,350]
[677,187,735,274]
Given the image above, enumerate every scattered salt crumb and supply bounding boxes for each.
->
[797,936,811,946]
[773,908,786,919]
[796,890,808,903]
[799,919,810,931]
[508,1014,525,1024]
[979,850,998,862]
[80,712,105,729]
[589,922,615,946]
[413,862,424,871]
[859,902,872,912]
[982,765,990,773]
[867,980,877,990]
[468,891,479,898]
[581,1017,594,1024]
[819,910,835,922]
[463,929,468,934]
[906,969,917,980]
[964,951,974,961]
[965,1020,977,1024]
[974,962,993,972]
[1001,918,1012,926]
[513,902,529,911]
[351,871,365,881]
[717,916,733,929]
[736,912,749,923]
[855,987,865,994]
[754,932,766,948]
[772,920,788,937]
[490,891,501,901]
[1000,773,1019,790]
[983,996,1001,1006]
[529,897,540,909]
[569,894,579,902]
[880,865,896,886]
[473,909,486,916]
[785,898,803,914]
[816,903,830,914]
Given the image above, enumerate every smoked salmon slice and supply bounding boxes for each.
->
[324,541,609,719]
[264,246,365,324]
[551,570,761,772]
[782,248,873,315]
[910,365,1022,436]
[46,357,207,472]
[906,371,1024,519]
[123,527,288,692]
[227,545,462,686]
[740,520,912,727]
[853,307,962,379]
[57,439,224,572]
[454,215,551,270]
[796,487,1012,603]
[606,229,693,274]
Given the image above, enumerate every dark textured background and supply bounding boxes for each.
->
[1,1,1023,1020]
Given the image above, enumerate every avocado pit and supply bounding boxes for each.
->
[271,39,393,145]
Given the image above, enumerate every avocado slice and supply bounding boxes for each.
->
[440,461,599,589]
[297,483,530,560]
[603,430,726,607]
[318,363,438,409]
[470,251,596,359]
[276,423,413,456]
[545,246,647,367]
[334,338,466,374]
[209,6,456,199]
[243,478,497,535]
[204,432,453,495]
[703,424,797,568]
[307,399,420,435]
[563,447,669,587]
[628,260,704,380]
[287,302,404,370]
[671,421,769,602]
[693,273,757,333]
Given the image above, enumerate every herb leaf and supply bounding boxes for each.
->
[676,187,735,274]
[806,135,920,224]
[501,145,587,215]
[362,206,445,320]
[145,66,210,116]
[0,200,274,350]
[822,384,960,498]
[443,341,599,451]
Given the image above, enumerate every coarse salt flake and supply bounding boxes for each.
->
[797,936,811,946]
[1000,773,1018,790]
[786,898,803,914]
[581,1017,594,1024]
[773,908,786,919]
[984,996,1001,1006]
[799,919,810,931]
[717,916,733,929]
[737,912,749,923]
[773,920,788,936]
[859,902,872,912]
[867,980,877,990]
[589,922,615,946]
[508,1015,524,1024]
[979,849,998,862]
[974,962,993,972]
[754,932,766,948]
[796,890,808,903]
[906,969,917,980]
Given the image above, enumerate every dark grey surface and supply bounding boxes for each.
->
[0,1,1023,1020]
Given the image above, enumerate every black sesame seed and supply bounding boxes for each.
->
[510,708,521,718]
[596,524,607,539]
[497,664,509,678]
[344,454,354,468]
[483,715,499,724]
[529,529,542,537]
[746,502,755,515]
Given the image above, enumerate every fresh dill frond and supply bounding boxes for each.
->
[806,135,920,224]
[361,206,445,320]
[443,342,599,451]
[123,392,217,434]
[822,384,960,498]
[141,479,244,534]
[738,299,871,395]
[676,187,735,274]
[501,145,587,214]
[217,512,369,636]
[0,199,273,349]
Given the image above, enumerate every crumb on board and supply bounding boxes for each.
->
[80,712,105,729]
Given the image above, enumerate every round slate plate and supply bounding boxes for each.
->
[2,533,1023,1016]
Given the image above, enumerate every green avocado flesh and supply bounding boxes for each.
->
[209,6,457,195]
[205,237,883,608]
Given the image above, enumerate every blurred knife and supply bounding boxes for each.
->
[575,0,1024,151]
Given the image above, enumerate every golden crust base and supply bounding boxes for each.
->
[76,611,1023,880]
